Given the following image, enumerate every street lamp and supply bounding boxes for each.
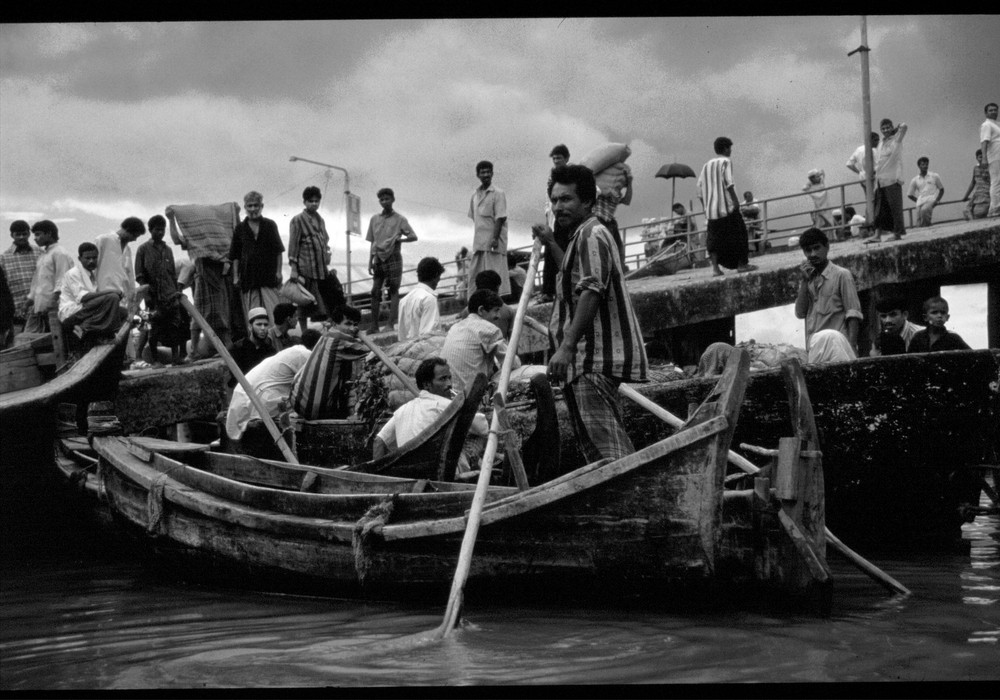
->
[289,156,357,301]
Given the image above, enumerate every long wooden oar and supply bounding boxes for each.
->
[358,331,420,397]
[180,296,298,464]
[430,238,543,640]
[617,383,910,596]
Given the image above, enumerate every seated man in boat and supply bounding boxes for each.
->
[442,288,517,395]
[58,242,128,346]
[224,328,321,452]
[372,357,489,476]
[267,302,299,351]
[228,306,276,387]
[288,305,368,420]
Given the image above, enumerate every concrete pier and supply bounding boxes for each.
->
[570,218,1000,363]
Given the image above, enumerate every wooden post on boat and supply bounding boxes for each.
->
[358,332,419,397]
[179,295,298,465]
[618,380,910,596]
[432,239,541,640]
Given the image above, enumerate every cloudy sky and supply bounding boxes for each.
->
[1,16,996,345]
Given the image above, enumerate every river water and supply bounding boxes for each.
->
[0,483,997,692]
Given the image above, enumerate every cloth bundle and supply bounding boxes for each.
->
[165,202,241,261]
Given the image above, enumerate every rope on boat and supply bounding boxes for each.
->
[352,495,397,584]
[146,473,170,535]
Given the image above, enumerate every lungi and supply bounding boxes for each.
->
[705,209,749,270]
[562,372,634,464]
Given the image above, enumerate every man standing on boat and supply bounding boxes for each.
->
[980,102,1000,217]
[58,242,127,344]
[794,227,863,355]
[23,220,75,333]
[366,187,418,333]
[697,137,755,276]
[872,119,908,240]
[906,157,945,228]
[228,191,285,325]
[467,161,510,298]
[0,220,40,335]
[535,164,648,464]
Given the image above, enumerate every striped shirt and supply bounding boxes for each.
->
[549,216,647,383]
[441,312,509,394]
[288,329,368,420]
[697,156,736,221]
[0,244,41,310]
[288,209,330,280]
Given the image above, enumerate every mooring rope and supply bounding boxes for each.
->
[352,495,397,584]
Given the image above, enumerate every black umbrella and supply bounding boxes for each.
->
[656,163,697,212]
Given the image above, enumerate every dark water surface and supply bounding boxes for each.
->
[1,488,997,691]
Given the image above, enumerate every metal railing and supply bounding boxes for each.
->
[349,179,976,310]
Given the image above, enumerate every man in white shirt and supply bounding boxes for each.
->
[872,118,908,241]
[95,217,146,305]
[397,256,444,342]
[24,220,75,333]
[980,102,1000,217]
[846,131,880,193]
[843,206,867,239]
[59,242,126,343]
[372,356,489,461]
[906,156,945,227]
[225,330,320,441]
[441,288,515,394]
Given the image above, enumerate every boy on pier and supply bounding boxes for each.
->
[907,296,971,353]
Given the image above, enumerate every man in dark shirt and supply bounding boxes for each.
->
[229,306,275,387]
[228,190,285,325]
[135,215,186,363]
[907,296,972,353]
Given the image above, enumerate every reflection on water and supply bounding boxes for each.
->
[1,494,997,689]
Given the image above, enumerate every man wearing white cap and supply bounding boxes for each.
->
[228,306,275,387]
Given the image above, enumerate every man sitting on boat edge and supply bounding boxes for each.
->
[58,242,128,347]
[372,357,489,477]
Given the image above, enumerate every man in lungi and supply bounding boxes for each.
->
[467,160,510,298]
[697,137,756,276]
[288,186,333,332]
[288,305,368,420]
[872,119,908,241]
[228,190,285,324]
[366,187,417,332]
[535,164,648,464]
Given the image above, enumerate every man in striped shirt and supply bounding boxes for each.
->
[697,137,755,276]
[536,164,648,464]
[288,305,368,420]
[0,220,40,331]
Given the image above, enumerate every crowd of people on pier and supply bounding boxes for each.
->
[0,101,993,475]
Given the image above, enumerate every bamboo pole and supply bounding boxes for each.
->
[358,331,419,397]
[179,295,298,464]
[617,383,910,596]
[432,238,542,640]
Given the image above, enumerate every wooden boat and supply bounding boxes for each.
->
[90,350,833,611]
[627,239,693,280]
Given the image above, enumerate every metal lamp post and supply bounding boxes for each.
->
[289,156,356,301]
